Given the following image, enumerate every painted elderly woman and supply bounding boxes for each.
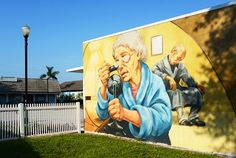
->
[96,31,172,143]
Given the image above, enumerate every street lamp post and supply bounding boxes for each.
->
[22,25,30,104]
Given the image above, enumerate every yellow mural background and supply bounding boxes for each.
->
[83,22,214,100]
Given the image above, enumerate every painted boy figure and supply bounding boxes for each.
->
[152,45,206,127]
[96,31,172,144]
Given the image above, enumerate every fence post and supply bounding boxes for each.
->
[76,102,81,133]
[18,103,25,138]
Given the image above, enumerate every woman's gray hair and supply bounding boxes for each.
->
[112,31,147,61]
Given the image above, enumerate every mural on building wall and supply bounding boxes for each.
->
[83,3,236,155]
[96,31,172,144]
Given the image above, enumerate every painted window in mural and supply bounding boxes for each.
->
[151,35,163,55]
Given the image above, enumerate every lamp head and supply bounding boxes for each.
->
[22,25,30,38]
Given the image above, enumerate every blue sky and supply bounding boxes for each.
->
[0,0,233,83]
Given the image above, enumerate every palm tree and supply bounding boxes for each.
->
[40,66,59,103]
[40,66,59,80]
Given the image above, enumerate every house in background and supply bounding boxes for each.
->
[60,80,83,99]
[0,76,61,104]
[63,67,83,105]
[64,66,83,98]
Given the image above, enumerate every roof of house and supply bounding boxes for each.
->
[66,66,83,73]
[0,78,61,94]
[60,80,83,92]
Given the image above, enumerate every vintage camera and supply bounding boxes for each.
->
[108,65,122,98]
[102,64,126,136]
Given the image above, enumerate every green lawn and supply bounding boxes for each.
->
[0,134,219,158]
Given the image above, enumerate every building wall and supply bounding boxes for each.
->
[83,5,236,154]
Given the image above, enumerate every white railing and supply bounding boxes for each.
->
[0,102,83,141]
[0,104,19,141]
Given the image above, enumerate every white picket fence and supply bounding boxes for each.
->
[0,102,83,141]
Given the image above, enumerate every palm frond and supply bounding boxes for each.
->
[40,74,47,79]
[52,76,58,80]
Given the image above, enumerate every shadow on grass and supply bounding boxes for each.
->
[0,138,40,158]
